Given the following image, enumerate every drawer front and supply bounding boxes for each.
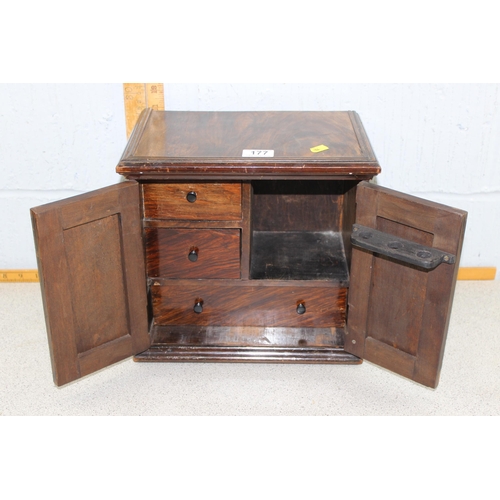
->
[143,183,242,220]
[146,228,240,279]
[151,282,346,328]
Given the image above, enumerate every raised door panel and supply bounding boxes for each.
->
[31,181,150,386]
[346,182,467,388]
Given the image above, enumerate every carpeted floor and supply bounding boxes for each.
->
[1,281,499,416]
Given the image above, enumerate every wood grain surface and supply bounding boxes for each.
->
[346,181,467,388]
[30,182,150,386]
[143,182,242,220]
[151,280,346,328]
[117,110,380,179]
[145,228,241,279]
[133,324,361,364]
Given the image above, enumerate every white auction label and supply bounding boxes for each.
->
[242,149,274,157]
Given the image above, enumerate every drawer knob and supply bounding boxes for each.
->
[186,191,197,203]
[296,302,306,315]
[188,248,199,262]
[193,300,203,314]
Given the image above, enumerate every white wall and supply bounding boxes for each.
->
[1,83,499,274]
[0,84,126,268]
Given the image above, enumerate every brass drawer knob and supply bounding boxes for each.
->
[186,191,197,203]
[296,302,306,315]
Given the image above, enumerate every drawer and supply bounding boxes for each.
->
[145,228,240,279]
[151,282,346,328]
[143,183,242,220]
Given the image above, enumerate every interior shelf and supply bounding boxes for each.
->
[250,230,349,282]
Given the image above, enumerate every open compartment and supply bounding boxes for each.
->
[249,180,358,283]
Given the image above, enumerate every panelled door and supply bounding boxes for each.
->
[31,181,150,386]
[346,182,467,388]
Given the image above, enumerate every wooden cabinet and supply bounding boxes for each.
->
[30,110,467,388]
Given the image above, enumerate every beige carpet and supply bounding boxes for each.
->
[1,281,499,416]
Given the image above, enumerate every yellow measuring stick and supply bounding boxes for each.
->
[457,267,496,280]
[0,270,40,282]
[123,83,165,138]
[1,267,496,282]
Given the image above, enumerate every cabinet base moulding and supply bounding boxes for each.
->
[134,346,362,364]
[134,324,360,363]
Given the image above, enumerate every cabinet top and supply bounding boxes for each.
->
[117,109,380,179]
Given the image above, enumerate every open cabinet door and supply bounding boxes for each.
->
[346,182,467,388]
[31,181,150,386]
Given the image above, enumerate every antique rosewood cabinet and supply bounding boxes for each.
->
[31,110,467,388]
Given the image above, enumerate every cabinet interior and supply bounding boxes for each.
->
[137,178,360,357]
[249,180,359,284]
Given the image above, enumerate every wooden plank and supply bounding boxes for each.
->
[250,231,349,282]
[251,180,343,232]
[240,182,252,280]
[135,344,361,364]
[151,325,345,348]
[143,219,242,229]
[138,326,357,363]
[63,213,130,353]
[364,337,416,380]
